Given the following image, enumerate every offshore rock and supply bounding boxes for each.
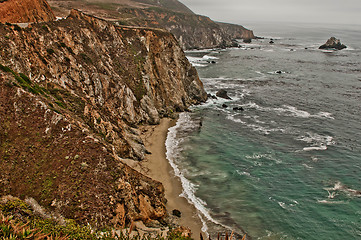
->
[0,0,55,23]
[319,37,347,50]
[0,9,206,229]
[216,89,232,100]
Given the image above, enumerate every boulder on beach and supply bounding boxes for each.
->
[172,209,181,218]
[216,89,232,100]
[319,37,347,50]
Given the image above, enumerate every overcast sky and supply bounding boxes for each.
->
[178,0,361,26]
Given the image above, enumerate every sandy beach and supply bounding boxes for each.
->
[139,118,204,238]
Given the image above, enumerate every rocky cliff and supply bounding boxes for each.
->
[0,0,55,23]
[115,7,255,49]
[48,0,255,49]
[0,9,206,229]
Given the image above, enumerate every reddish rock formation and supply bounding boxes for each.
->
[0,0,55,23]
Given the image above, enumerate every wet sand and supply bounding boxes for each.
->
[139,118,204,238]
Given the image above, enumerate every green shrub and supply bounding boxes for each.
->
[19,73,31,84]
[0,64,12,72]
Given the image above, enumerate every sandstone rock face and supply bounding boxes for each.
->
[0,9,206,228]
[0,0,55,23]
[319,37,347,50]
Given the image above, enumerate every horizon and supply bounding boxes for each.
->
[178,0,361,27]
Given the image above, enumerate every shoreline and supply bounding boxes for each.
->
[139,117,204,237]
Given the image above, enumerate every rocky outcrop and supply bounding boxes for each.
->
[0,9,206,229]
[0,0,55,23]
[319,37,347,50]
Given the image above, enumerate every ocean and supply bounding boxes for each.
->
[165,22,361,239]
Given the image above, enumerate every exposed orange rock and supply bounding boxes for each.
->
[0,0,55,23]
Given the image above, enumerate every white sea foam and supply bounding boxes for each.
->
[165,113,233,235]
[324,181,361,198]
[226,115,285,135]
[184,49,213,53]
[191,63,207,67]
[303,145,328,151]
[302,163,314,169]
[236,170,251,177]
[186,54,219,67]
[317,200,346,204]
[243,102,334,119]
[298,133,335,151]
[203,55,219,60]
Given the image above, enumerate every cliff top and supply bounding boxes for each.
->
[48,0,193,20]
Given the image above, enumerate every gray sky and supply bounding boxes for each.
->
[178,0,361,26]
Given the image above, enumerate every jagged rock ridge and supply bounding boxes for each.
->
[319,37,347,50]
[0,9,206,229]
[0,0,55,23]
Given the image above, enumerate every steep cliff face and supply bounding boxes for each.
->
[0,9,206,228]
[0,0,55,23]
[116,7,255,49]
[48,0,255,50]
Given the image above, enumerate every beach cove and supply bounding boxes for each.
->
[124,118,205,237]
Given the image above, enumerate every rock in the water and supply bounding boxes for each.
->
[172,209,181,218]
[222,104,228,108]
[269,40,274,44]
[216,89,232,100]
[233,107,244,111]
[207,93,218,99]
[319,37,347,50]
[243,38,252,43]
[276,70,282,74]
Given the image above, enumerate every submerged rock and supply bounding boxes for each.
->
[319,37,347,50]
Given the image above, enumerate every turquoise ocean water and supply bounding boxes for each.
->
[165,22,361,239]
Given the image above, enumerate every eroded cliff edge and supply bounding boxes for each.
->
[0,9,206,229]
